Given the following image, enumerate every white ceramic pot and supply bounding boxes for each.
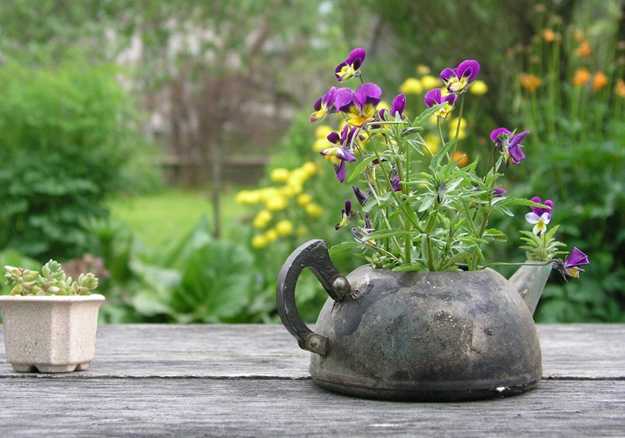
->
[0,294,105,373]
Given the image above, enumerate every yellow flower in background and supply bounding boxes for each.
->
[572,68,591,87]
[235,190,261,205]
[451,151,469,167]
[592,71,608,91]
[302,161,318,177]
[305,203,323,218]
[416,65,430,75]
[297,193,312,207]
[420,75,441,90]
[399,78,423,95]
[264,229,278,242]
[519,73,542,93]
[449,117,468,140]
[253,210,272,229]
[576,40,592,58]
[276,220,294,237]
[315,125,333,139]
[270,168,290,183]
[424,133,440,155]
[296,225,308,237]
[251,234,268,249]
[615,79,625,98]
[449,117,467,132]
[313,137,331,152]
[266,195,288,211]
[470,80,488,95]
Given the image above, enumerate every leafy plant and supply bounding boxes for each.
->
[309,49,580,276]
[4,260,98,296]
[0,60,155,261]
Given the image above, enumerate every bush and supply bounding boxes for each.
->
[0,61,155,260]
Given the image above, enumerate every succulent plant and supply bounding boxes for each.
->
[4,260,99,296]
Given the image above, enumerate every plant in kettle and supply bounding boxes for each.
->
[275,48,590,402]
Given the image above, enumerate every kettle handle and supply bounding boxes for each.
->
[276,239,351,356]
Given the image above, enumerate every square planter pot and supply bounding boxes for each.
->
[0,294,105,373]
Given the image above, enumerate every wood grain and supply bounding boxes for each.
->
[1,324,624,436]
[0,379,624,437]
[0,324,623,379]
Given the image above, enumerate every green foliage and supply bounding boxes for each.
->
[0,61,155,261]
[3,260,98,296]
[506,4,625,321]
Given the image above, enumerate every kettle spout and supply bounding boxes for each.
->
[509,262,553,316]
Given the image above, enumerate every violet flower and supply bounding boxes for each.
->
[321,125,358,182]
[493,187,507,197]
[424,88,457,118]
[336,82,383,127]
[390,174,401,192]
[309,87,336,123]
[335,200,353,230]
[525,196,553,235]
[352,186,368,205]
[440,59,480,93]
[489,127,528,165]
[562,247,590,278]
[377,93,407,121]
[335,48,366,82]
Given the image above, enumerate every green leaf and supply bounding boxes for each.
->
[346,155,376,184]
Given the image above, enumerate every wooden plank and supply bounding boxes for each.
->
[0,324,623,379]
[0,379,624,437]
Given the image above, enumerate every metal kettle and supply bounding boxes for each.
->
[277,239,551,401]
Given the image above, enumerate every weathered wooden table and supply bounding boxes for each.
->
[0,324,624,437]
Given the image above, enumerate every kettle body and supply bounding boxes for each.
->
[277,240,550,401]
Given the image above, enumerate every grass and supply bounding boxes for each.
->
[108,188,246,248]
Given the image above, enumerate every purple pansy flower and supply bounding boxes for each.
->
[562,247,590,278]
[440,59,481,93]
[309,87,336,123]
[525,196,554,235]
[377,94,407,125]
[353,186,368,205]
[493,187,507,197]
[335,200,353,229]
[489,127,528,165]
[336,82,383,127]
[390,174,401,192]
[335,48,366,82]
[391,93,406,117]
[321,125,358,182]
[424,88,457,118]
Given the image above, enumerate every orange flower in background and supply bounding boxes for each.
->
[615,79,625,98]
[451,151,469,168]
[519,73,542,93]
[572,68,591,86]
[576,41,592,58]
[543,29,556,43]
[592,71,608,91]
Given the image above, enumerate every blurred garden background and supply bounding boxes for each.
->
[0,0,624,323]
